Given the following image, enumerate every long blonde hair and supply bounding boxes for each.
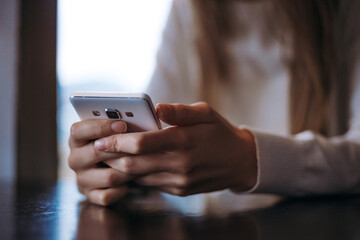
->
[191,0,358,135]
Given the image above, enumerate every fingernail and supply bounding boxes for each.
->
[111,121,127,133]
[94,139,107,151]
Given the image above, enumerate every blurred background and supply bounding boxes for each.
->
[57,0,172,178]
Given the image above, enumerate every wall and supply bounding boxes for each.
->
[0,0,19,182]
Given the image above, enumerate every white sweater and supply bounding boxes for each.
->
[146,0,360,196]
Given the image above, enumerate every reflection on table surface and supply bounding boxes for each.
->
[1,180,360,240]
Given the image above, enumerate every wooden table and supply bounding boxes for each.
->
[1,180,360,239]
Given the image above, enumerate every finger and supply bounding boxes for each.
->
[77,168,134,190]
[135,168,226,189]
[68,141,128,170]
[156,102,217,126]
[135,172,192,188]
[156,186,199,197]
[70,119,127,147]
[157,178,228,197]
[94,127,192,154]
[156,181,221,197]
[104,152,182,174]
[155,169,233,196]
[85,186,128,206]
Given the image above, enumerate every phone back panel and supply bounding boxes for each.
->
[70,96,161,132]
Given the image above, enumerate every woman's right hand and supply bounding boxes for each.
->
[68,119,133,206]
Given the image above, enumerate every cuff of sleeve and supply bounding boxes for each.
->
[241,127,307,196]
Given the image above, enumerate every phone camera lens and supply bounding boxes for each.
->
[92,111,101,116]
[105,109,122,119]
[125,112,134,117]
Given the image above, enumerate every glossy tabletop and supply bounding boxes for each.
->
[1,180,360,240]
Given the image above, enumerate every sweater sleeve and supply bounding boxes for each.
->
[249,58,360,196]
[248,128,360,196]
[248,76,360,196]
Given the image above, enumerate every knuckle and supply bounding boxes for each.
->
[76,180,88,195]
[176,129,188,145]
[176,129,192,150]
[100,119,110,131]
[77,185,85,194]
[98,120,112,136]
[132,135,146,154]
[76,172,84,185]
[67,154,77,170]
[178,164,191,175]
[177,157,193,174]
[201,102,214,117]
[178,105,190,122]
[98,191,112,206]
[70,122,80,138]
[107,136,120,152]
[172,188,189,197]
[93,121,104,138]
[199,101,210,108]
[68,137,73,148]
[175,175,191,188]
[91,142,101,158]
[104,170,118,186]
[120,157,136,174]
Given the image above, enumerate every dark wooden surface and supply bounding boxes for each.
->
[1,180,360,240]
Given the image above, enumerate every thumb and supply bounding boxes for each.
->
[156,102,216,126]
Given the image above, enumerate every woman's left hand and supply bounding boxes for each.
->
[94,102,258,196]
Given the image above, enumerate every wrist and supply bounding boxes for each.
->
[234,128,258,191]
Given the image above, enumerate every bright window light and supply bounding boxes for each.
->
[57,0,172,178]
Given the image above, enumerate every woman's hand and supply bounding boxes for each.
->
[68,119,134,206]
[94,102,258,196]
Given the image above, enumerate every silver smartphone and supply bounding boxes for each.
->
[69,92,162,132]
